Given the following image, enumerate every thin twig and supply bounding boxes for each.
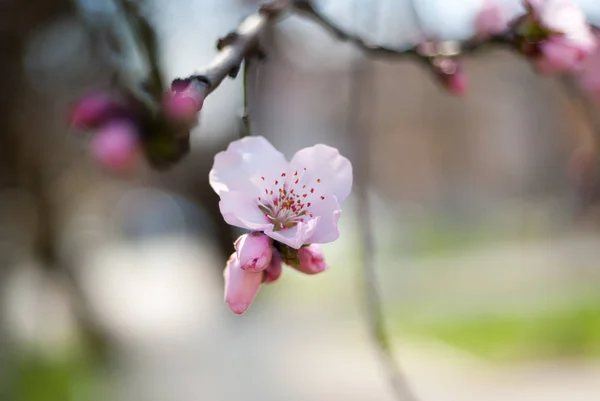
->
[348,2,420,401]
[292,0,421,60]
[240,58,253,137]
[350,54,421,401]
[291,0,513,61]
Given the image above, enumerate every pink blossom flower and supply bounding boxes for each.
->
[164,78,206,123]
[91,119,140,173]
[209,136,353,249]
[528,0,596,73]
[234,232,273,272]
[69,93,125,130]
[263,249,283,284]
[290,245,328,275]
[223,253,263,315]
[475,1,508,37]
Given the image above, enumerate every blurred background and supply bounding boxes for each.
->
[2,0,600,400]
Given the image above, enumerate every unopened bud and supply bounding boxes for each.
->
[164,78,206,123]
[91,119,140,173]
[224,253,262,315]
[263,250,282,284]
[70,93,125,130]
[290,245,328,275]
[234,232,273,272]
[433,58,468,96]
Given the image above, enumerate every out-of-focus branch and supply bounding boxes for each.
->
[558,74,600,204]
[350,51,421,401]
[291,0,514,62]
[26,160,114,363]
[560,74,600,142]
[291,0,421,60]
[347,2,420,400]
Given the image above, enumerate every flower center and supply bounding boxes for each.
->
[256,168,324,231]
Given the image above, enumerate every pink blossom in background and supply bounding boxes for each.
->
[91,120,140,173]
[263,250,283,284]
[223,254,263,315]
[447,68,469,96]
[475,1,507,37]
[578,32,600,98]
[290,245,329,275]
[234,232,273,272]
[527,0,597,74]
[164,78,206,123]
[69,93,125,130]
[209,136,353,249]
[433,58,469,96]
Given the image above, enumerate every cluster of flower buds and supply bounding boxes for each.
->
[512,0,597,75]
[209,136,353,314]
[69,77,207,173]
[69,93,142,173]
[225,232,328,314]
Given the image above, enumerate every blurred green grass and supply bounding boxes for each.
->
[393,294,600,362]
[11,348,107,401]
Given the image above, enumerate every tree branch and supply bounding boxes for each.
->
[291,0,421,60]
[174,1,289,102]
[346,2,420,400]
[291,0,514,61]
[349,49,421,401]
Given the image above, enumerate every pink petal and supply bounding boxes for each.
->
[289,245,328,275]
[91,120,140,173]
[263,250,283,284]
[264,219,318,249]
[234,232,273,272]
[209,136,288,195]
[288,144,353,203]
[540,38,586,72]
[305,195,342,244]
[475,1,507,37]
[223,254,263,315]
[219,191,273,231]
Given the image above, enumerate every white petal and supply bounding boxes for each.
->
[219,191,273,231]
[305,195,341,244]
[264,220,317,249]
[209,136,288,195]
[288,144,353,203]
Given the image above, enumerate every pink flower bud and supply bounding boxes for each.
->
[263,250,282,284]
[447,69,468,96]
[433,58,468,96]
[475,1,507,37]
[290,245,328,275]
[91,120,140,173]
[164,78,206,123]
[69,93,124,130]
[234,232,273,272]
[537,36,594,74]
[223,254,262,314]
[525,0,596,74]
